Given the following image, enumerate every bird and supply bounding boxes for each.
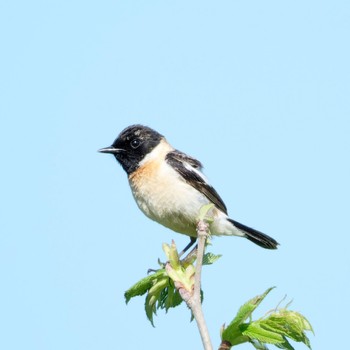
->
[99,124,278,254]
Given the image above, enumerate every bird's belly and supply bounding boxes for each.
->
[129,164,209,236]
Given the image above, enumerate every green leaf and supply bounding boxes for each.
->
[202,252,222,265]
[261,310,313,349]
[164,242,195,294]
[124,270,166,304]
[163,241,181,270]
[145,293,158,326]
[160,283,183,312]
[221,288,313,349]
[125,241,198,326]
[198,203,214,222]
[241,322,284,344]
[223,287,274,340]
[274,337,295,350]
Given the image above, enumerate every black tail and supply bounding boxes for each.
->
[228,218,279,249]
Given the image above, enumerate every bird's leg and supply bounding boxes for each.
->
[180,243,198,266]
[179,236,197,257]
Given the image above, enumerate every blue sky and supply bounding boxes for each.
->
[1,1,349,349]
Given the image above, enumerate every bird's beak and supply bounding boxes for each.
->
[98,146,124,154]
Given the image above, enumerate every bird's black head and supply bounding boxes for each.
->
[99,124,163,174]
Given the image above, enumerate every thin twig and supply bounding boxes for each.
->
[186,220,213,350]
[218,340,232,350]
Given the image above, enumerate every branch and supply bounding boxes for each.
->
[186,219,213,350]
[164,215,213,349]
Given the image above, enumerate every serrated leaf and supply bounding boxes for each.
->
[221,288,273,345]
[275,337,295,350]
[223,287,274,336]
[163,285,174,311]
[144,276,172,326]
[202,252,222,265]
[261,310,313,348]
[221,288,313,349]
[284,311,314,334]
[124,270,166,304]
[145,293,158,326]
[263,316,301,342]
[148,277,169,295]
[162,285,183,311]
[241,322,285,344]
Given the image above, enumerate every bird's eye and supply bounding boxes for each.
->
[130,138,141,149]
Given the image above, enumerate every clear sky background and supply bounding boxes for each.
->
[1,1,349,349]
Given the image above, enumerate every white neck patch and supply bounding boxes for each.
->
[139,138,174,166]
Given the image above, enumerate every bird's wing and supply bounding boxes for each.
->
[165,151,228,214]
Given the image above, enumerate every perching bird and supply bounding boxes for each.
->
[99,124,278,253]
